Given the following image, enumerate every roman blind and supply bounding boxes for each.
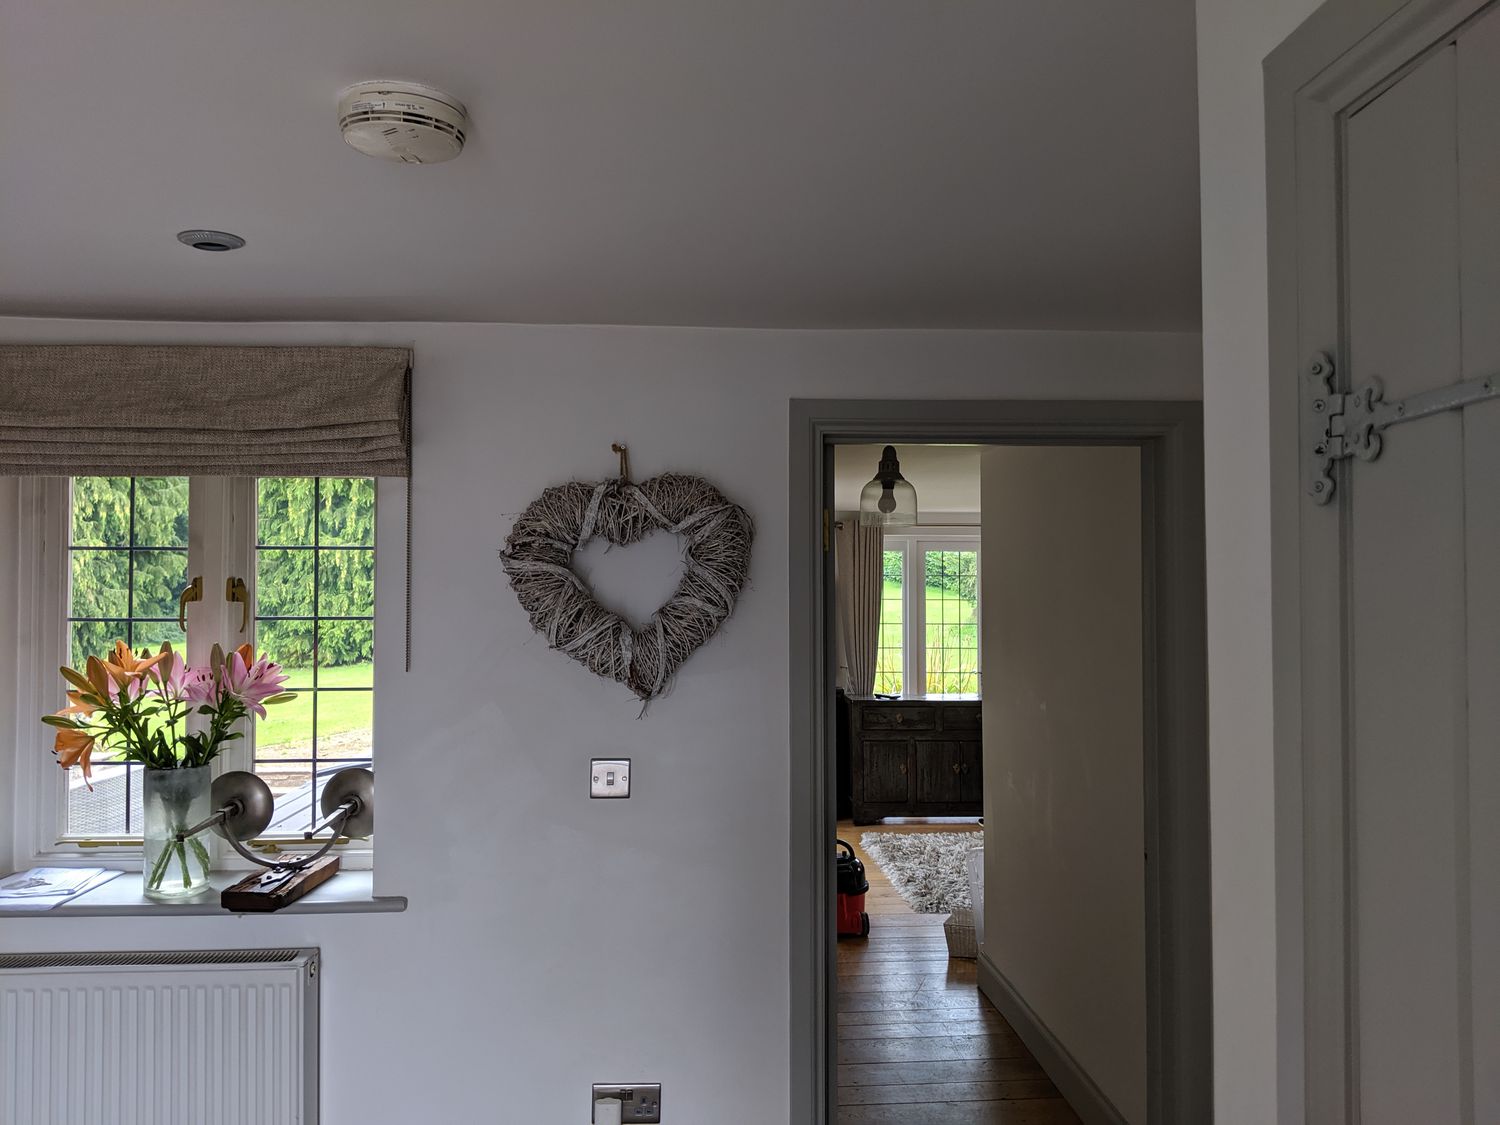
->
[0,345,412,476]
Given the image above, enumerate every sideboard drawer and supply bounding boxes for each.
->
[861,705,937,731]
[941,706,983,732]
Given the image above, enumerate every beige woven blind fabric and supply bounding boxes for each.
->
[0,345,412,476]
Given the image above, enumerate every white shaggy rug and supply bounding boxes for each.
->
[859,831,982,914]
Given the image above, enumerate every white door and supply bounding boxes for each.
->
[1277,6,1500,1120]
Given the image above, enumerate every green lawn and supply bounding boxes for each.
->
[255,662,372,755]
[876,581,979,695]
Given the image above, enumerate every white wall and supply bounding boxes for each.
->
[0,317,1199,1123]
[979,445,1146,1124]
[1195,1,1323,1120]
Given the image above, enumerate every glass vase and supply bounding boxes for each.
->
[142,766,213,900]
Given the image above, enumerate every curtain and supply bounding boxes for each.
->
[0,345,411,476]
[835,519,883,696]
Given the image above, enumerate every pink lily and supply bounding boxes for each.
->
[221,650,291,719]
[147,649,190,701]
[181,666,219,705]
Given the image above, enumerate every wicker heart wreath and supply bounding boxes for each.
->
[500,470,754,702]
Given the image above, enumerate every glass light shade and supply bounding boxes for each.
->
[858,446,919,528]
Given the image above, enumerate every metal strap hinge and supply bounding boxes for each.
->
[1306,352,1499,504]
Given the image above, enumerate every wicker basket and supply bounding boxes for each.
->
[944,907,977,960]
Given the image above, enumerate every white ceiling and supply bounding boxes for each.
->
[835,444,980,515]
[0,1,1200,329]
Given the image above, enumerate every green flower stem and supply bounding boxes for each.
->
[146,837,175,891]
[187,836,212,878]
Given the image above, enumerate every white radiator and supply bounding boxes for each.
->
[0,948,319,1125]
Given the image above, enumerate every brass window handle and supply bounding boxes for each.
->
[177,576,203,630]
[226,576,249,633]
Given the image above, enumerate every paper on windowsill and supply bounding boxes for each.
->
[0,867,123,911]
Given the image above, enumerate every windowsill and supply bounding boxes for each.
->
[847,692,982,702]
[0,870,406,918]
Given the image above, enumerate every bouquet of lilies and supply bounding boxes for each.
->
[44,640,295,786]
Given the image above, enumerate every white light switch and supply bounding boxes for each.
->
[590,759,631,799]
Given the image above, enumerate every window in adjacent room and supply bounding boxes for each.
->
[921,548,979,694]
[875,548,905,695]
[875,535,980,698]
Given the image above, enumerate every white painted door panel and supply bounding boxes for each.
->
[1331,12,1500,1121]
[1458,10,1500,1118]
[1344,46,1465,1125]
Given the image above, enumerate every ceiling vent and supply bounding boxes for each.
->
[338,80,468,165]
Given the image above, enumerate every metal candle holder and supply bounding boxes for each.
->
[175,767,375,873]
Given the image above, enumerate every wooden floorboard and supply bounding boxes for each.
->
[838,1079,1061,1106]
[835,1100,1082,1124]
[836,822,1080,1124]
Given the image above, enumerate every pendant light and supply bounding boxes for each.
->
[858,445,918,528]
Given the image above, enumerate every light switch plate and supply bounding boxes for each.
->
[590,758,631,799]
[593,1083,660,1122]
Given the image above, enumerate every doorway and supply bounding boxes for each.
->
[788,401,1210,1124]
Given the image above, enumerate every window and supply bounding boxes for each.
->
[922,548,979,694]
[874,535,980,697]
[253,478,375,834]
[66,477,189,836]
[875,549,904,694]
[23,474,383,862]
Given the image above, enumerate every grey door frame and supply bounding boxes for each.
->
[1266,1,1495,1119]
[788,399,1210,1124]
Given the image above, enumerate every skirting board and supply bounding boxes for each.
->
[977,951,1130,1125]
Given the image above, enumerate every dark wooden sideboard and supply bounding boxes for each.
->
[847,696,982,824]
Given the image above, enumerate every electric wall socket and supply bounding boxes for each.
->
[590,758,631,799]
[592,1083,660,1122]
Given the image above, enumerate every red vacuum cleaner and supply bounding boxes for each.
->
[836,839,871,939]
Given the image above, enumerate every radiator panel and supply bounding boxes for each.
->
[0,948,318,1125]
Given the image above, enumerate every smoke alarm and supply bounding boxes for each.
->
[338,80,468,164]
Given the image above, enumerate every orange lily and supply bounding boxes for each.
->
[84,655,112,698]
[53,725,99,786]
[59,689,97,716]
[101,640,168,690]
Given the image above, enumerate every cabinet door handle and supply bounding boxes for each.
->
[900,763,908,775]
[894,713,905,725]
[952,763,962,775]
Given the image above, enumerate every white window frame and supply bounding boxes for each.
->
[11,475,402,871]
[882,528,981,698]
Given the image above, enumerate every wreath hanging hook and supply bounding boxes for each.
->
[611,443,631,482]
